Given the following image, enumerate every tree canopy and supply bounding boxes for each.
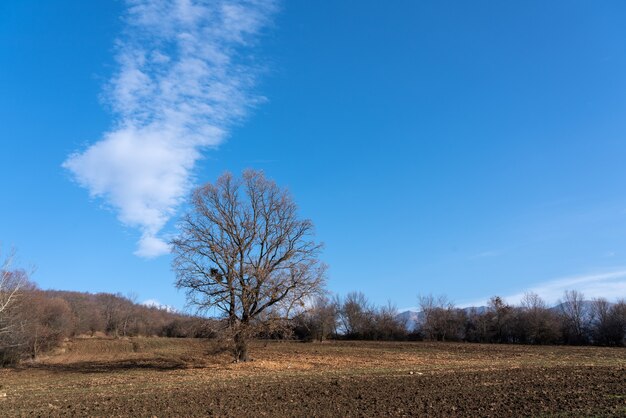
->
[171,170,326,361]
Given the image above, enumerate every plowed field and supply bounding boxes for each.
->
[0,338,624,417]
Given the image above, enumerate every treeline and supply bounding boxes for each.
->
[293,292,409,342]
[293,290,626,346]
[2,272,626,365]
[0,279,214,365]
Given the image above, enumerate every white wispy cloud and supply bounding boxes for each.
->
[504,269,626,305]
[63,0,277,258]
[462,269,626,307]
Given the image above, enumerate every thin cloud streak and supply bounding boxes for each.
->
[506,269,626,305]
[461,269,626,307]
[63,0,277,258]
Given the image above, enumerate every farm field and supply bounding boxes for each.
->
[0,338,625,417]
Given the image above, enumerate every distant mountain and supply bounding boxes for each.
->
[461,306,489,315]
[396,306,496,331]
[550,300,601,320]
[396,310,424,331]
[396,306,489,331]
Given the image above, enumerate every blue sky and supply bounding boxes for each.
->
[2,0,626,311]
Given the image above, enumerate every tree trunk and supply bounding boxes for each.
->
[234,331,249,362]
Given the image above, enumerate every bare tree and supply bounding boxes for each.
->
[0,248,30,365]
[517,292,559,344]
[520,292,546,312]
[590,297,626,346]
[338,291,374,338]
[608,300,626,346]
[590,297,611,345]
[308,295,338,342]
[293,295,338,342]
[418,294,462,341]
[120,292,139,337]
[0,249,26,319]
[99,293,126,337]
[24,293,74,359]
[487,296,515,343]
[1,250,27,332]
[374,301,407,340]
[418,294,443,341]
[171,170,326,361]
[559,290,589,344]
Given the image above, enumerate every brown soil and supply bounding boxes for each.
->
[0,338,624,417]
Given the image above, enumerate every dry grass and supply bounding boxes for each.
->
[18,337,626,377]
